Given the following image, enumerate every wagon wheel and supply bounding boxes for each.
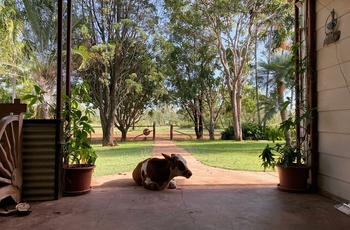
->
[0,115,23,204]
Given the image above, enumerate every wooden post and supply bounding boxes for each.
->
[170,124,173,140]
[153,122,156,141]
[0,98,28,119]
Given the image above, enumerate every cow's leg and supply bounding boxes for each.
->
[142,177,161,191]
[167,179,177,189]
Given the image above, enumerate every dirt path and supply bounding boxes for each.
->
[92,140,278,187]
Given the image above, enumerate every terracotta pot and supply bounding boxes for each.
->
[276,164,310,192]
[64,164,96,195]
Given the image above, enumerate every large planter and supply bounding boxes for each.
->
[64,164,96,195]
[277,164,310,192]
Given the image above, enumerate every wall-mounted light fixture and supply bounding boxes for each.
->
[324,9,341,46]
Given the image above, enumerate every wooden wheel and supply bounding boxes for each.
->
[0,115,23,203]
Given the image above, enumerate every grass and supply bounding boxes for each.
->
[92,141,154,177]
[92,139,279,177]
[174,140,278,172]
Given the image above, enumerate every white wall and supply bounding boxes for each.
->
[316,0,350,201]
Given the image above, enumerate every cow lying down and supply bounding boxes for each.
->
[132,153,192,191]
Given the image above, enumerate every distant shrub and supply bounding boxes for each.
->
[221,126,235,140]
[242,123,267,140]
[221,123,283,141]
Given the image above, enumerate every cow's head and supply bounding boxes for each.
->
[162,153,192,179]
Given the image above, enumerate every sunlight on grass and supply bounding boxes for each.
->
[174,140,278,172]
[92,139,280,177]
[92,141,153,177]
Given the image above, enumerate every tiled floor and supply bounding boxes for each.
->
[1,141,349,230]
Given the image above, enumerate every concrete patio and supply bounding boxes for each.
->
[1,140,350,230]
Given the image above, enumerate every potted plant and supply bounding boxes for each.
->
[62,81,97,195]
[260,110,311,192]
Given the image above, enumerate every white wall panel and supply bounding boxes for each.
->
[319,132,350,158]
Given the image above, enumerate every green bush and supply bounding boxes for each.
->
[242,123,268,140]
[221,126,235,140]
[221,123,283,141]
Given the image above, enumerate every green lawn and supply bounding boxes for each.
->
[92,139,278,177]
[92,141,154,177]
[174,140,277,172]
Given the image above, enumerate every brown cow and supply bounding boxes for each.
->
[132,153,192,191]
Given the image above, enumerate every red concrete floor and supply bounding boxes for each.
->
[1,141,350,230]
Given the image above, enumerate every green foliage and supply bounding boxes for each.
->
[242,123,267,140]
[259,143,302,171]
[259,144,276,170]
[22,85,55,119]
[75,0,163,144]
[23,81,97,166]
[62,81,97,166]
[259,105,313,170]
[221,126,234,140]
[259,53,295,123]
[267,125,284,141]
[222,123,281,141]
[0,1,33,103]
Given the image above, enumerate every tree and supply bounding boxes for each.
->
[0,0,32,103]
[258,2,294,127]
[241,85,266,123]
[114,59,165,142]
[202,75,225,139]
[21,0,58,118]
[198,0,286,141]
[78,0,162,145]
[165,0,289,141]
[164,1,223,139]
[259,53,294,145]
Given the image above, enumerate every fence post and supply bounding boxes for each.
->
[153,122,156,141]
[170,124,173,140]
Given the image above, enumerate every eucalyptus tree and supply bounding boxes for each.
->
[164,1,223,139]
[199,0,291,141]
[78,0,164,145]
[165,0,289,141]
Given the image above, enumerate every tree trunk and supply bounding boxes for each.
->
[198,96,204,140]
[198,119,203,139]
[101,114,115,146]
[278,83,292,146]
[120,129,127,142]
[230,81,242,141]
[208,121,215,140]
[254,31,261,125]
[236,80,243,141]
[280,108,292,146]
[193,109,200,139]
[217,33,242,141]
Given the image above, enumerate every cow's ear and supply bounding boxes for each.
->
[162,153,171,161]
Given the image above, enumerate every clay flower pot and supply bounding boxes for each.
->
[64,164,96,195]
[277,164,310,192]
